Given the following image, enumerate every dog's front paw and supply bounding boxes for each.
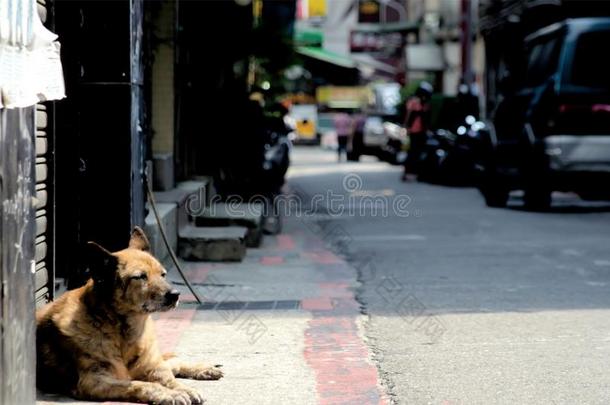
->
[149,388,192,405]
[193,365,224,381]
[174,385,205,404]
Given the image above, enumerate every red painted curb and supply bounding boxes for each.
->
[260,256,285,265]
[302,251,343,264]
[302,297,335,311]
[302,249,388,404]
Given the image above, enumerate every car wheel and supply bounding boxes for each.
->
[481,185,509,208]
[524,188,551,211]
[479,168,509,208]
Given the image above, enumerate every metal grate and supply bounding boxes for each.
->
[191,300,301,311]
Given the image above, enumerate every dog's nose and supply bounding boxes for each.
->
[165,289,180,304]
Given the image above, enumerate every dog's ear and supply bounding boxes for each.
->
[87,241,118,284]
[129,226,151,252]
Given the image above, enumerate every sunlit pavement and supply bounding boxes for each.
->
[289,146,610,404]
[38,145,390,405]
[38,146,610,405]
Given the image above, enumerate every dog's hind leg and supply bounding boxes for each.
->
[164,357,224,380]
[75,372,192,405]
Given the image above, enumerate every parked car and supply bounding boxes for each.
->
[478,18,610,209]
[363,115,386,151]
[348,83,403,163]
[349,116,406,164]
[380,121,408,164]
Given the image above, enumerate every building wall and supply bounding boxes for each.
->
[441,37,485,96]
[322,0,357,55]
[406,0,484,96]
[152,0,175,156]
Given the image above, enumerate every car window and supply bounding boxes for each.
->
[570,30,610,88]
[524,37,562,87]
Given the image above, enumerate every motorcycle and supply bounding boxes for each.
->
[418,116,486,185]
[417,129,456,183]
[214,102,291,234]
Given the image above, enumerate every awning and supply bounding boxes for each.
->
[351,54,398,75]
[294,29,323,46]
[0,0,65,108]
[297,46,398,75]
[296,46,358,69]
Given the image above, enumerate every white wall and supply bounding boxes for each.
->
[322,0,357,55]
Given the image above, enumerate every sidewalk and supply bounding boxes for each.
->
[38,216,388,405]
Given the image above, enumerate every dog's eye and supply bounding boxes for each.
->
[132,273,147,281]
[161,272,167,278]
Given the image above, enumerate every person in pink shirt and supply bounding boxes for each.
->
[334,112,353,162]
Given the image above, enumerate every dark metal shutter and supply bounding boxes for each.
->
[34,0,55,306]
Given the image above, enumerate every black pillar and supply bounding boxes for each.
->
[54,0,145,286]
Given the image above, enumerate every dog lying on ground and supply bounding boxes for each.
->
[36,227,222,404]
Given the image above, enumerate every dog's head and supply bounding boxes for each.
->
[87,227,180,315]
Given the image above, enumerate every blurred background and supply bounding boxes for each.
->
[42,0,610,284]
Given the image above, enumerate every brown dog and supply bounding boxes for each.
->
[36,227,222,404]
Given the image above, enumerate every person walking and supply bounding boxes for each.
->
[402,81,433,181]
[349,112,366,161]
[334,112,353,162]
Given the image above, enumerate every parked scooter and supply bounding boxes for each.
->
[260,105,292,234]
[214,100,291,233]
[417,129,456,183]
[380,121,408,165]
[418,116,486,185]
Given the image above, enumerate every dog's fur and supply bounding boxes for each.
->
[36,227,222,405]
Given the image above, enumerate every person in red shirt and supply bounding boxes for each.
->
[402,81,433,181]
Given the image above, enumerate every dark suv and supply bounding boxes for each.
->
[479,18,610,208]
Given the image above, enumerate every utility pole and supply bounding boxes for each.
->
[248,0,263,91]
[460,0,474,87]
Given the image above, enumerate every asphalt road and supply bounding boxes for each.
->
[287,146,610,405]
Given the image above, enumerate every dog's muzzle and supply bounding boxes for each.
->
[164,289,180,306]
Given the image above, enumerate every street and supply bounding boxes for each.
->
[37,145,610,405]
[288,146,610,404]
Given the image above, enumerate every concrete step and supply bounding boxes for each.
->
[192,202,264,248]
[154,178,212,229]
[178,225,248,262]
[144,202,177,263]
